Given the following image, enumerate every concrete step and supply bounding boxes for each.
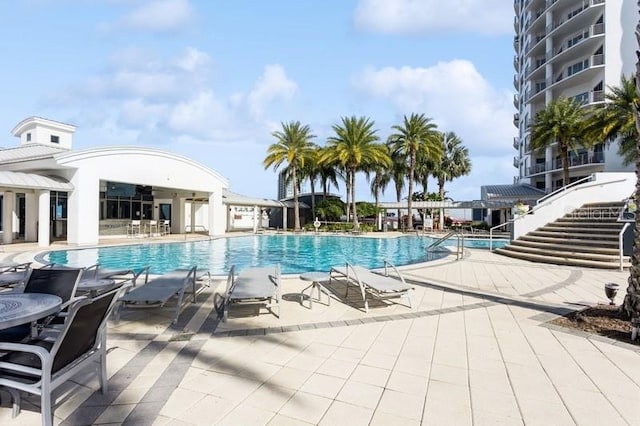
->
[538,225,622,234]
[529,230,619,241]
[502,244,622,262]
[552,220,621,227]
[519,234,619,248]
[510,239,620,255]
[494,247,628,269]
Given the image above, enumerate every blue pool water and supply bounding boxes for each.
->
[42,235,508,275]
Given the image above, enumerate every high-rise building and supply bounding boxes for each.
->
[513,0,635,192]
[277,169,293,200]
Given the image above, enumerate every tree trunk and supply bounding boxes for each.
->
[623,12,640,326]
[438,177,445,200]
[560,142,570,188]
[292,167,300,231]
[351,167,359,229]
[407,152,415,229]
[310,177,316,218]
[345,170,351,223]
[395,180,402,230]
[422,178,429,200]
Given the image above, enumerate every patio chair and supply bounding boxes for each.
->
[0,267,83,342]
[0,285,125,426]
[222,265,281,322]
[0,262,32,289]
[329,261,413,313]
[115,266,200,325]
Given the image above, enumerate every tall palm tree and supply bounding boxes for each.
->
[322,116,390,230]
[586,75,638,166]
[415,149,437,200]
[623,9,640,329]
[432,131,472,199]
[530,97,590,188]
[299,148,322,218]
[263,121,316,231]
[367,162,391,211]
[388,113,442,229]
[316,146,340,200]
[384,144,407,227]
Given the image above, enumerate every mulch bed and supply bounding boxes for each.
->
[551,304,639,346]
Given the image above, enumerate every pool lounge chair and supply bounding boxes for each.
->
[329,261,413,313]
[115,266,202,325]
[222,265,280,322]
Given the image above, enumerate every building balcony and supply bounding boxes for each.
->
[513,94,519,109]
[526,151,605,176]
[513,113,520,127]
[513,137,520,150]
[513,156,520,168]
[514,55,520,71]
[545,0,604,39]
[547,24,604,65]
[513,75,519,89]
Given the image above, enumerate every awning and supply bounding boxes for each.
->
[223,190,309,208]
[0,171,73,191]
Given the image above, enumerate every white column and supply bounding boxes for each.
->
[67,172,100,245]
[252,205,258,233]
[208,191,225,235]
[282,207,287,230]
[25,192,38,241]
[37,190,50,247]
[545,145,553,191]
[2,191,14,244]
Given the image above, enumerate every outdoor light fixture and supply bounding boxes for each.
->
[604,282,619,305]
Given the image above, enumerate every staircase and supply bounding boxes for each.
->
[495,201,630,269]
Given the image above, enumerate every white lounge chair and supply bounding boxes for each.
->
[222,265,280,321]
[329,261,413,313]
[115,266,202,325]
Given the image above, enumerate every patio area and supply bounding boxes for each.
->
[0,245,638,425]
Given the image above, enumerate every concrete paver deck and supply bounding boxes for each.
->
[0,242,638,425]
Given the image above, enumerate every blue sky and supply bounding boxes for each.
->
[0,0,516,202]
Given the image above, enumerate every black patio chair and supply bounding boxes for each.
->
[0,267,83,342]
[0,285,125,426]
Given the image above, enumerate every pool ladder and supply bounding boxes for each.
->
[425,230,465,260]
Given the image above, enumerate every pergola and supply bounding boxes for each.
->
[222,190,308,232]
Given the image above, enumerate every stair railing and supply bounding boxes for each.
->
[426,230,465,260]
[535,175,593,206]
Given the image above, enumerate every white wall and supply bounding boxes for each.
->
[512,172,636,239]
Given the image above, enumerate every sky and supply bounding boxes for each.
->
[0,0,517,202]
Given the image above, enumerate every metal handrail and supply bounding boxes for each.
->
[536,175,593,205]
[489,221,512,251]
[618,223,631,271]
[426,230,465,260]
[427,230,457,249]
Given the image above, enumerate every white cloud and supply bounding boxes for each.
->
[111,0,193,33]
[352,60,515,156]
[247,65,298,118]
[175,47,213,73]
[353,0,512,35]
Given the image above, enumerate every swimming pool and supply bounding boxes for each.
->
[42,235,509,275]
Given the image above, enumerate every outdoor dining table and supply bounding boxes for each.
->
[77,278,119,297]
[0,293,62,330]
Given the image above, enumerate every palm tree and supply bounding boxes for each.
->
[322,116,390,230]
[299,148,322,218]
[623,10,640,330]
[263,121,316,231]
[388,113,442,229]
[530,97,590,188]
[367,161,392,211]
[415,149,437,200]
[586,75,638,166]
[316,146,340,200]
[385,145,407,226]
[432,131,472,199]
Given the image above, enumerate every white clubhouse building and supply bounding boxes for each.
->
[0,117,229,246]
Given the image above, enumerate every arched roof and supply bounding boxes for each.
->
[55,146,228,186]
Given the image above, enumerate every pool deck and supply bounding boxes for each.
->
[0,234,639,425]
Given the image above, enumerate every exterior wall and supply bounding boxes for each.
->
[56,148,228,244]
[512,172,635,238]
[513,0,634,192]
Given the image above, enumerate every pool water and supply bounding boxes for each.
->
[42,235,509,275]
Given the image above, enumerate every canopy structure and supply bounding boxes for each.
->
[222,190,309,232]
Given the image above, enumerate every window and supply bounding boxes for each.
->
[50,135,59,144]
[567,59,589,76]
[26,133,31,142]
[573,92,589,104]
